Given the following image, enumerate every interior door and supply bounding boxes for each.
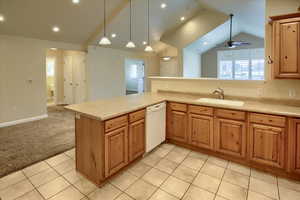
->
[73,52,87,104]
[63,54,74,104]
[189,114,214,150]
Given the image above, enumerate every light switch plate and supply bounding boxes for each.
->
[289,89,296,97]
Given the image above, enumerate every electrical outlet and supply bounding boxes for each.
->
[257,88,263,97]
[289,89,296,98]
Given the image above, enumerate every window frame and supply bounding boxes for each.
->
[217,48,265,80]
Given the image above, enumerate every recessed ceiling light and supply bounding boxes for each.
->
[161,3,167,9]
[180,16,185,21]
[111,33,117,38]
[0,15,5,22]
[52,26,60,32]
[143,41,147,45]
[50,48,57,50]
[72,0,80,4]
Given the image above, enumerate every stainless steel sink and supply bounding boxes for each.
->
[196,98,245,107]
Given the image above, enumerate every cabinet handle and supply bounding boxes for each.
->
[267,56,273,64]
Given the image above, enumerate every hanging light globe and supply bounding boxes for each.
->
[144,45,153,52]
[99,36,111,45]
[126,41,136,48]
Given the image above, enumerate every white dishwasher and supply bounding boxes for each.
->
[146,102,166,153]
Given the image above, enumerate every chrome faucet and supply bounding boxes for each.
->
[213,88,225,99]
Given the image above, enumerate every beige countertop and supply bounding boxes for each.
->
[65,92,300,120]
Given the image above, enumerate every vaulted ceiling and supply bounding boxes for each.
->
[0,0,265,51]
[186,0,265,53]
[0,0,201,50]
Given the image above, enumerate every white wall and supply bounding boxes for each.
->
[183,48,201,77]
[86,46,160,101]
[0,35,81,124]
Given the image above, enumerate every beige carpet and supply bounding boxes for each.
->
[0,106,75,178]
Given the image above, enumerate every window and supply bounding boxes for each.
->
[46,59,55,76]
[218,48,265,80]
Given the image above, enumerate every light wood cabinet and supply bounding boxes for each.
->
[271,13,300,79]
[105,126,129,177]
[289,118,300,174]
[167,103,188,143]
[169,110,188,142]
[75,101,300,186]
[129,119,145,162]
[249,123,285,168]
[188,113,214,150]
[215,118,246,158]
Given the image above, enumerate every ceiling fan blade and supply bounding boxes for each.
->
[231,41,251,46]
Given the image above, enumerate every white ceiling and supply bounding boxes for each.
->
[186,0,265,53]
[0,0,201,50]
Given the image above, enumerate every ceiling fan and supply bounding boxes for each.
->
[220,14,251,49]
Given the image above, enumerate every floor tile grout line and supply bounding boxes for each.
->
[42,152,89,199]
[178,151,211,200]
[153,147,192,200]
[277,176,281,200]
[12,170,46,200]
[0,173,28,193]
[123,145,176,200]
[213,156,228,200]
[246,165,252,200]
[248,168,282,200]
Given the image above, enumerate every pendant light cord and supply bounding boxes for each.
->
[104,0,106,36]
[129,0,132,41]
[147,0,150,45]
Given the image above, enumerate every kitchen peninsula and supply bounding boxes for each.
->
[66,91,300,186]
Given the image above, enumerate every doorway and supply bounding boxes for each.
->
[46,49,87,107]
[46,54,56,106]
[125,59,145,95]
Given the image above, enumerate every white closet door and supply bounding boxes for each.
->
[73,52,86,104]
[63,54,74,104]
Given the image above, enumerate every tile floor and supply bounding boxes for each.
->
[1,143,300,200]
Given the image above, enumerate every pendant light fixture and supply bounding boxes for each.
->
[99,0,111,45]
[126,0,136,48]
[145,0,153,52]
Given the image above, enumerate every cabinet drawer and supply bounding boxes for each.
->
[105,115,128,132]
[250,113,286,127]
[169,102,187,112]
[129,109,145,123]
[216,109,246,121]
[189,105,213,116]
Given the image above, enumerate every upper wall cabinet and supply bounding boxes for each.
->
[271,13,300,79]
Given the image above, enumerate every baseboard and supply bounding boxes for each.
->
[0,114,48,128]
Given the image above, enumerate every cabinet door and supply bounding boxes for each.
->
[289,119,300,174]
[105,126,128,177]
[189,114,214,150]
[129,119,145,162]
[215,118,246,158]
[273,20,300,78]
[169,110,188,143]
[249,123,285,168]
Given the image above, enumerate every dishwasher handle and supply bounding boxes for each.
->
[147,103,166,112]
